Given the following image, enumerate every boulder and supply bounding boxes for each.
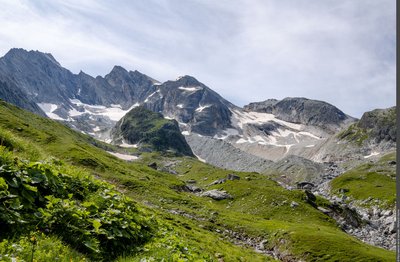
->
[148,162,157,169]
[201,189,232,200]
[226,174,240,180]
[209,178,226,186]
[297,182,315,190]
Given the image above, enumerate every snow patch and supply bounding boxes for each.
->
[107,152,138,161]
[178,86,202,92]
[144,90,161,102]
[194,153,206,163]
[364,152,380,159]
[195,104,211,112]
[93,126,101,132]
[298,131,321,140]
[177,104,184,109]
[69,99,139,121]
[231,109,301,130]
[119,141,138,148]
[37,103,65,120]
[181,131,190,136]
[306,144,315,148]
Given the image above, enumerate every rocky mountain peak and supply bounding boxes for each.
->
[244,97,356,133]
[3,48,61,67]
[107,65,129,77]
[172,75,202,86]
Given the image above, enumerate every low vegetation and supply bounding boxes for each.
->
[330,152,396,209]
[0,100,395,261]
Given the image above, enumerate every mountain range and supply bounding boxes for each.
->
[0,48,396,260]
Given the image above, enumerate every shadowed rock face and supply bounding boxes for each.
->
[111,106,194,156]
[0,49,156,112]
[0,48,77,107]
[0,79,46,116]
[244,97,356,133]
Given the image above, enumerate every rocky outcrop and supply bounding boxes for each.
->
[0,80,45,116]
[111,106,194,156]
[201,189,232,200]
[339,107,396,145]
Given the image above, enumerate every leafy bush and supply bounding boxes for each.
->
[0,147,154,260]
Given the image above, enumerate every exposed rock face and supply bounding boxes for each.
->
[76,66,156,108]
[111,106,194,156]
[0,80,45,116]
[0,48,156,114]
[142,75,234,136]
[339,107,396,144]
[244,97,356,133]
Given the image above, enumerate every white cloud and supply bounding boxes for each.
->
[0,0,395,117]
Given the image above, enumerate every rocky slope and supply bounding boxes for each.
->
[338,106,396,145]
[0,79,45,116]
[185,133,272,172]
[141,75,234,136]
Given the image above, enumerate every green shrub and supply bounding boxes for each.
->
[0,147,154,260]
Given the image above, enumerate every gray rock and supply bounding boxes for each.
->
[185,134,273,173]
[185,185,202,193]
[317,207,331,214]
[389,222,396,234]
[209,178,226,186]
[290,201,299,208]
[382,210,393,217]
[227,174,240,180]
[201,189,232,200]
[297,182,315,190]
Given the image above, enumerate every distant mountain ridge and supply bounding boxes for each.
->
[0,48,394,168]
[244,97,355,133]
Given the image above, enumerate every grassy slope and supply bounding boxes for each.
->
[330,152,396,209]
[0,100,395,261]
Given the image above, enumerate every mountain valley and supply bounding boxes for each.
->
[0,48,396,261]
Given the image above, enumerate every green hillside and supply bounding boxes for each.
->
[0,100,395,261]
[330,152,396,209]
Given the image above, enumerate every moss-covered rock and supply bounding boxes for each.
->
[112,106,194,156]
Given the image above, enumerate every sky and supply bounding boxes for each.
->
[0,0,396,117]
